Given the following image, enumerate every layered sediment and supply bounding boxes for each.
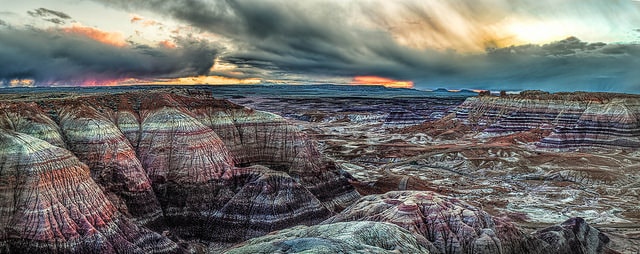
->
[323,191,611,254]
[0,88,620,253]
[0,89,360,251]
[0,130,181,253]
[57,103,163,225]
[452,91,640,149]
[224,221,435,254]
[325,191,534,254]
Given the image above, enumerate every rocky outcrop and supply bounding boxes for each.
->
[451,91,640,150]
[325,191,535,254]
[169,93,359,212]
[0,89,360,250]
[541,100,640,149]
[384,111,426,127]
[324,191,612,254]
[223,221,435,254]
[534,217,611,254]
[57,103,163,226]
[0,102,66,147]
[0,129,181,253]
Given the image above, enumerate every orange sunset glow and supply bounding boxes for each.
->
[159,40,177,49]
[62,25,127,47]
[351,76,414,89]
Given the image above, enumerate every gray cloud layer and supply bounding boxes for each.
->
[0,26,218,85]
[27,7,72,24]
[2,1,639,92]
[92,0,640,92]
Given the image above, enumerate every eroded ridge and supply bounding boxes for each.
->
[324,191,612,254]
[0,130,181,253]
[0,89,360,252]
[452,91,640,150]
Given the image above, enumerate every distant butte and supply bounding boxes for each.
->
[453,90,640,149]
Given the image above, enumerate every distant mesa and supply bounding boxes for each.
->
[445,90,640,150]
[432,87,450,92]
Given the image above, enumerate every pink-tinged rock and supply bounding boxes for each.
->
[451,91,640,150]
[172,94,360,212]
[324,191,537,254]
[127,92,358,241]
[324,190,612,254]
[534,217,611,254]
[0,102,66,147]
[0,129,182,253]
[135,104,237,239]
[0,90,360,245]
[56,103,163,226]
[137,106,234,184]
[539,99,640,149]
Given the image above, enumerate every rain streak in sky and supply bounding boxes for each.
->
[1,0,640,92]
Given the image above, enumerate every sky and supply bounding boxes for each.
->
[1,0,640,93]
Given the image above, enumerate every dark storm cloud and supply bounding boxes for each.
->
[96,0,454,77]
[0,19,7,27]
[27,8,71,19]
[41,18,65,25]
[448,38,640,92]
[92,0,640,92]
[0,26,218,85]
[83,1,640,92]
[27,8,72,24]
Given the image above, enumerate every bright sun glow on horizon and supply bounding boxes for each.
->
[504,20,575,45]
[351,76,414,89]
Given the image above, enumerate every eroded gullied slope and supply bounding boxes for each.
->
[127,93,356,241]
[57,103,163,226]
[325,191,534,254]
[224,221,435,254]
[324,191,612,254]
[540,98,640,149]
[172,94,360,212]
[0,102,66,147]
[0,129,181,253]
[451,92,640,150]
[136,103,237,239]
[0,91,360,245]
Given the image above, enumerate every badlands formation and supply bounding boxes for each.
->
[0,86,637,253]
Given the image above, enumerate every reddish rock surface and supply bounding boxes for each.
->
[0,89,360,251]
[324,191,613,254]
[0,87,627,253]
[221,88,638,253]
[325,191,535,254]
[450,92,640,150]
[0,130,181,253]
